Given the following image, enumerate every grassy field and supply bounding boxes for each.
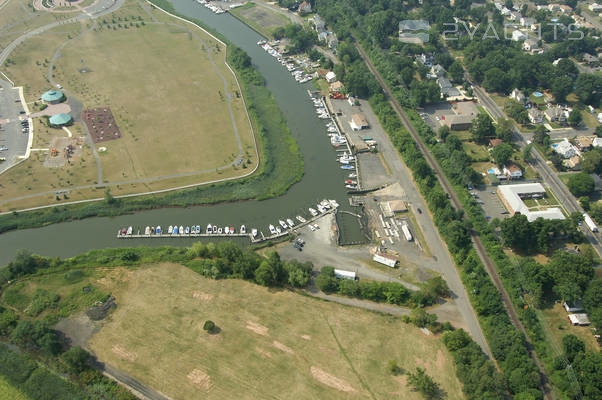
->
[0,375,31,400]
[81,263,465,400]
[230,2,289,39]
[538,303,600,354]
[0,0,258,208]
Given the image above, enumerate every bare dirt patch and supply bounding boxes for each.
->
[111,345,137,362]
[246,320,269,336]
[255,347,272,358]
[187,369,211,390]
[272,340,294,354]
[55,312,99,348]
[192,291,214,301]
[310,366,355,393]
[301,334,311,341]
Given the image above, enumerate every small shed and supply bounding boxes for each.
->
[563,301,584,313]
[334,269,357,280]
[349,113,369,130]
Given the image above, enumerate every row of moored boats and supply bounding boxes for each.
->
[196,0,226,14]
[257,40,314,83]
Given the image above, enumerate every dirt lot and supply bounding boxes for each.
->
[83,263,465,400]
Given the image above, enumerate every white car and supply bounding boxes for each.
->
[56,84,62,89]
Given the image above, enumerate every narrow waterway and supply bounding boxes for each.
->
[0,0,364,265]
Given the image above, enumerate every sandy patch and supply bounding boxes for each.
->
[310,366,355,392]
[435,349,445,369]
[301,334,312,341]
[246,321,269,336]
[255,347,272,358]
[272,340,294,354]
[111,345,137,361]
[192,291,214,301]
[187,369,211,390]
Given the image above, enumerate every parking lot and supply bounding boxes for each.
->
[470,184,510,220]
[0,78,30,174]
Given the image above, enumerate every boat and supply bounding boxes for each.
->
[313,223,320,229]
[151,226,155,234]
[296,215,306,223]
[156,226,162,234]
[317,204,325,213]
[257,40,266,45]
[230,227,235,234]
[185,226,190,234]
[251,228,258,237]
[206,224,212,234]
[320,200,331,209]
[173,226,179,234]
[348,173,357,178]
[179,226,184,234]
[120,228,126,236]
[145,226,150,235]
[217,227,223,234]
[309,224,316,231]
[345,179,357,185]
[168,225,173,234]
[276,227,282,234]
[196,225,201,234]
[329,199,339,208]
[269,224,277,235]
[241,225,246,234]
[341,165,354,170]
[224,226,230,234]
[279,220,288,230]
[126,226,133,235]
[286,218,295,228]
[213,225,217,233]
[346,184,358,189]
[309,208,318,216]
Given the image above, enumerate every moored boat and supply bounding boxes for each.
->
[296,215,306,223]
[173,226,179,234]
[286,218,295,228]
[126,226,133,235]
[145,226,150,235]
[168,225,173,234]
[179,226,184,235]
[230,227,235,234]
[224,226,230,234]
[213,225,217,233]
[156,226,162,234]
[251,228,258,237]
[279,220,288,230]
[217,227,223,234]
[185,226,190,234]
[240,225,246,234]
[309,208,318,216]
[206,224,212,234]
[269,224,277,235]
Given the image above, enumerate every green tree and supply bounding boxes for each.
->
[575,74,602,105]
[533,125,549,145]
[448,60,464,83]
[500,214,536,253]
[61,347,90,373]
[407,367,439,399]
[442,329,471,351]
[568,109,582,127]
[562,334,585,362]
[522,143,533,163]
[315,267,339,293]
[492,142,514,166]
[471,111,495,144]
[496,118,514,142]
[581,150,602,174]
[567,172,595,197]
[583,279,602,312]
[551,76,573,103]
[202,320,216,333]
[580,196,591,211]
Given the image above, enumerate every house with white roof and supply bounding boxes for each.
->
[512,30,527,41]
[498,183,565,222]
[552,138,577,159]
[325,71,337,83]
[510,88,526,103]
[503,163,523,179]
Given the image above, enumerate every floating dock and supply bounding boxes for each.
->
[117,206,337,243]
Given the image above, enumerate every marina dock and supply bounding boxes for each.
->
[117,205,338,243]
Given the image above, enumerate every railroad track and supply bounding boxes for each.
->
[354,42,555,400]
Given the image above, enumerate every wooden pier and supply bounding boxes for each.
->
[116,207,337,243]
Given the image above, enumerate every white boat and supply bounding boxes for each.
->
[217,227,223,234]
[348,173,357,178]
[309,224,316,231]
[224,226,230,234]
[144,226,150,235]
[241,225,246,234]
[179,226,184,234]
[251,228,258,237]
[286,218,295,228]
[279,220,288,230]
[156,226,162,234]
[269,224,277,235]
[313,223,320,229]
[185,226,190,234]
[213,225,217,233]
[168,225,173,234]
[276,227,282,234]
[296,215,307,223]
[196,225,201,233]
[320,200,331,209]
[317,204,325,213]
[309,208,318,216]
[206,224,212,234]
[329,199,339,208]
[126,226,133,235]
[346,184,358,189]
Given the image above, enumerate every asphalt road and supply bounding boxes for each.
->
[472,84,602,258]
[0,79,29,173]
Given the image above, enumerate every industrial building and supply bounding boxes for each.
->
[349,113,369,131]
[497,183,565,222]
[373,253,398,268]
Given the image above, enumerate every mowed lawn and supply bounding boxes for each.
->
[52,21,256,182]
[88,263,465,400]
[0,375,31,400]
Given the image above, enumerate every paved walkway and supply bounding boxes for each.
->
[29,103,71,117]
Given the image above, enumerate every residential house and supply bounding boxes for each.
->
[575,136,595,152]
[489,138,504,148]
[431,64,446,77]
[501,6,511,16]
[564,155,582,170]
[437,77,460,97]
[545,105,567,123]
[528,108,545,124]
[558,5,572,13]
[297,1,312,14]
[520,17,536,27]
[509,11,522,21]
[313,15,326,32]
[327,35,338,51]
[325,71,337,83]
[494,2,503,11]
[510,88,527,104]
[512,30,527,41]
[552,138,577,159]
[503,163,523,179]
[523,38,540,53]
[416,53,434,67]
[548,3,561,12]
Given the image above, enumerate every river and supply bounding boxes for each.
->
[0,0,364,265]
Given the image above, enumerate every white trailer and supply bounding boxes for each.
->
[583,213,598,232]
[334,269,357,280]
[401,224,413,241]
